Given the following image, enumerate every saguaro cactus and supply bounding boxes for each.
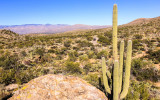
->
[112,4,118,60]
[102,4,132,100]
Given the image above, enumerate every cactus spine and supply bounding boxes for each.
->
[102,4,132,100]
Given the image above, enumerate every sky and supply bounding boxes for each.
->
[0,0,160,25]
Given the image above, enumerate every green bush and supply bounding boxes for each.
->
[86,35,93,41]
[65,61,81,74]
[64,40,72,47]
[79,54,88,61]
[55,38,62,43]
[20,50,27,57]
[125,81,150,100]
[143,39,153,48]
[0,65,48,85]
[0,53,19,70]
[35,48,45,56]
[131,59,160,82]
[77,40,93,47]
[133,34,143,39]
[83,73,99,87]
[0,69,15,85]
[104,32,112,39]
[68,50,78,61]
[87,50,95,59]
[146,50,160,64]
[83,63,92,74]
[48,49,55,53]
[97,50,109,59]
[132,39,143,51]
[98,35,111,45]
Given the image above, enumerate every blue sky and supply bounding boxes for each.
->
[0,0,160,25]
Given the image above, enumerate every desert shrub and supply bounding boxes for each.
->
[0,53,20,70]
[104,32,112,39]
[87,50,95,59]
[0,65,48,85]
[17,43,24,48]
[72,46,79,50]
[0,51,49,85]
[0,69,15,85]
[86,35,93,41]
[64,40,72,47]
[65,61,81,74]
[97,50,109,59]
[24,41,34,47]
[131,59,160,82]
[55,55,63,60]
[77,40,93,47]
[90,63,101,72]
[157,42,160,47]
[20,50,27,57]
[83,73,99,87]
[0,64,27,85]
[51,46,57,49]
[24,36,30,41]
[83,63,92,74]
[48,49,55,53]
[133,34,143,39]
[146,49,160,64]
[125,81,150,100]
[60,47,68,55]
[0,50,4,54]
[79,54,89,61]
[98,35,111,45]
[15,67,49,84]
[0,45,3,49]
[143,39,153,48]
[40,54,52,63]
[68,50,78,61]
[24,60,34,66]
[55,38,62,43]
[35,48,45,56]
[132,39,143,51]
[151,39,156,42]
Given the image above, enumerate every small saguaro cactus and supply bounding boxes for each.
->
[102,4,132,100]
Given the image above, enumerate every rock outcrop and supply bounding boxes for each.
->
[9,74,107,100]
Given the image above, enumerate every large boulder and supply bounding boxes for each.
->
[9,74,107,100]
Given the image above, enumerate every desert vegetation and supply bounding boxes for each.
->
[0,9,160,100]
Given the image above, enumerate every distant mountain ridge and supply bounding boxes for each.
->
[125,16,160,26]
[0,24,110,34]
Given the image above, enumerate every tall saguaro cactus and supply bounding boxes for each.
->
[102,4,132,100]
[112,4,118,60]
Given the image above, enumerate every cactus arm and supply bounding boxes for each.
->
[120,40,132,99]
[112,4,118,60]
[119,40,124,93]
[106,70,111,79]
[102,57,111,94]
[106,60,112,79]
[113,60,119,100]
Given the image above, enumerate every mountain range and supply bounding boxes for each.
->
[0,16,159,34]
[0,24,110,34]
